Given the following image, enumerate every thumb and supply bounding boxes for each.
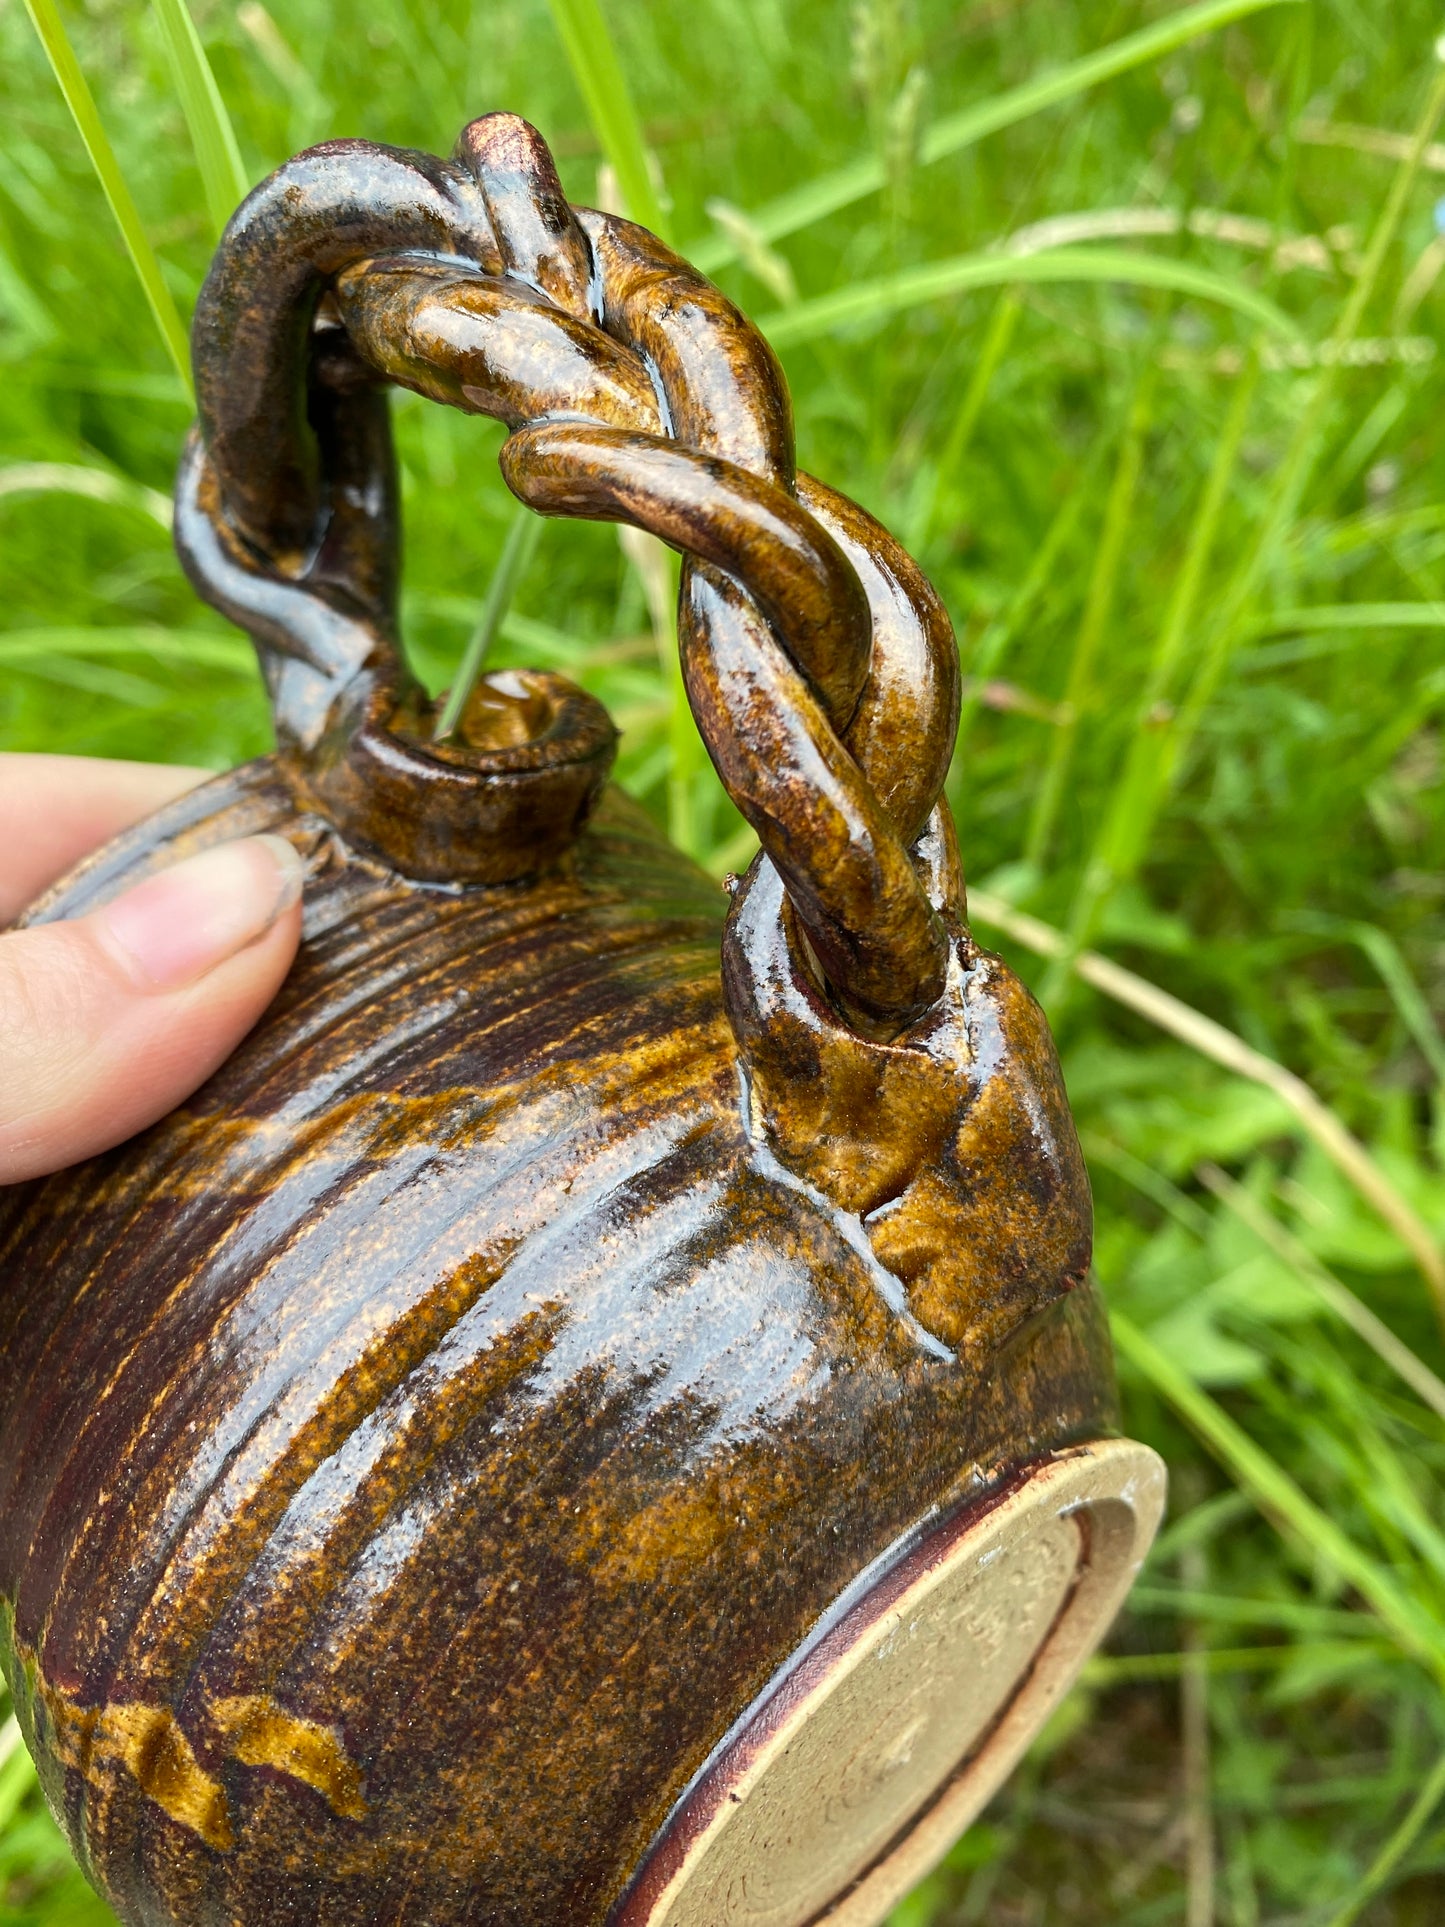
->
[0,836,303,1184]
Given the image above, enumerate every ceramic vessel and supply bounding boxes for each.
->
[0,116,1163,1927]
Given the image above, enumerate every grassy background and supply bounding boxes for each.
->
[2,0,1445,1921]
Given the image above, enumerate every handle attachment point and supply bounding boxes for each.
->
[300,667,617,886]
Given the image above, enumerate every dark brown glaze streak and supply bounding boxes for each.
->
[0,115,1126,1927]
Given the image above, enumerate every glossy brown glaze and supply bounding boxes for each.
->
[0,115,1132,1926]
[177,112,955,1027]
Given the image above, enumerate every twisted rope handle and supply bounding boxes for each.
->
[178,114,961,1031]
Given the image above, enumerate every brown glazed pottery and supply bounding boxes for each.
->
[0,116,1164,1926]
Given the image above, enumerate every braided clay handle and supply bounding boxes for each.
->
[181,114,956,1028]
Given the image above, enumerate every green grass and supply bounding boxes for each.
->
[2,0,1445,1921]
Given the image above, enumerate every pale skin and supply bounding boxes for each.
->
[0,754,303,1185]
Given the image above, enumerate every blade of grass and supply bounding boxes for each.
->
[21,0,192,390]
[1168,62,1445,772]
[703,198,797,306]
[1084,1642,1391,1684]
[545,0,670,243]
[913,287,1021,551]
[1239,632,1445,672]
[1319,501,1445,554]
[1347,1410,1445,1593]
[1130,1586,1381,1638]
[237,2,329,134]
[0,626,253,670]
[1040,70,1445,1004]
[1252,600,1445,632]
[692,0,1303,271]
[14,658,175,706]
[433,509,544,740]
[0,238,55,345]
[1152,1490,1255,1561]
[760,245,1301,348]
[1322,1746,1445,1927]
[1340,923,1445,1093]
[0,1717,30,1838]
[1197,1162,1445,1424]
[1083,1129,1214,1238]
[1181,1536,1216,1927]
[1045,350,1262,1001]
[950,435,1114,797]
[29,366,189,406]
[151,0,248,238]
[1297,117,1445,175]
[501,610,649,666]
[999,202,1332,266]
[0,462,172,528]
[1110,1312,1445,1672]
[967,888,1445,1319]
[1025,360,1158,869]
[1323,382,1412,498]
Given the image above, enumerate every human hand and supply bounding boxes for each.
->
[0,753,303,1184]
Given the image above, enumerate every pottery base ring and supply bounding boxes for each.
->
[618,1439,1166,1927]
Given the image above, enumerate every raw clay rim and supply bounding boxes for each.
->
[614,1436,1167,1927]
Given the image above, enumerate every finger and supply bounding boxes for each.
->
[0,753,212,925]
[0,836,303,1184]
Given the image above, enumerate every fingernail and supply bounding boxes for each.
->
[97,836,304,991]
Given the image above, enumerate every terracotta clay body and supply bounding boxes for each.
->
[0,117,1163,1926]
